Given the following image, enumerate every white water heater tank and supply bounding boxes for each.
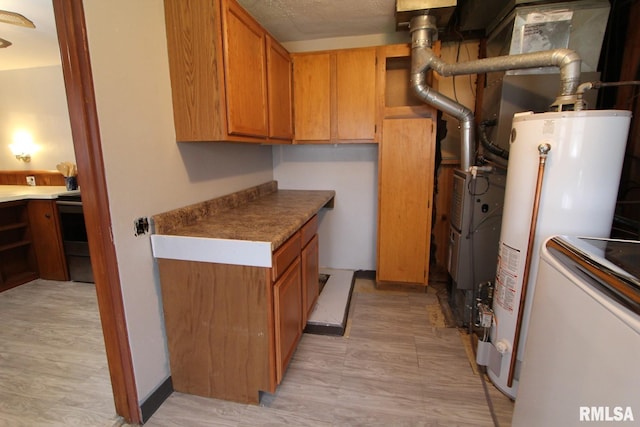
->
[489,109,632,399]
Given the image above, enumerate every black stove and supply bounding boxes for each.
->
[56,193,93,283]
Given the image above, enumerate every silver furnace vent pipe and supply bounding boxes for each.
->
[409,14,582,171]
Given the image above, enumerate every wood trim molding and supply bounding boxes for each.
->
[0,170,66,186]
[51,0,140,423]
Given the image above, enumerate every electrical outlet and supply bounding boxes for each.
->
[134,217,149,236]
[26,176,36,186]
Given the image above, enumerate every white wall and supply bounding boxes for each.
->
[276,35,386,271]
[83,0,273,402]
[82,0,479,402]
[272,40,478,271]
[283,32,410,52]
[273,144,378,270]
[0,66,76,172]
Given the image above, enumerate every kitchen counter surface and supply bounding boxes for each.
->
[0,185,80,203]
[151,181,334,267]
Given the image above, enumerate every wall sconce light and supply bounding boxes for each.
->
[9,131,35,162]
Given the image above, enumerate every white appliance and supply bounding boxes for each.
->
[487,110,632,398]
[512,236,640,426]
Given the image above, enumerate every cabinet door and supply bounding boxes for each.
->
[267,36,293,141]
[377,118,435,285]
[223,0,269,138]
[164,0,227,142]
[293,53,331,141]
[273,257,302,383]
[28,200,68,281]
[301,234,319,324]
[336,48,377,141]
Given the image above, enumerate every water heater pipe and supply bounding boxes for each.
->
[575,80,640,111]
[506,142,551,387]
[479,119,509,160]
[409,14,581,171]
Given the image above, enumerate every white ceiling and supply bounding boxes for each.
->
[0,0,402,71]
[0,0,450,71]
[0,0,59,71]
[237,0,400,42]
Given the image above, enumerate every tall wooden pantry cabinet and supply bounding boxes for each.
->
[376,117,436,286]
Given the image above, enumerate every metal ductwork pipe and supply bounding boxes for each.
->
[409,14,582,171]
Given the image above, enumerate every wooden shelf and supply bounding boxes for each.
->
[0,270,38,292]
[0,222,28,233]
[0,239,32,253]
[0,200,37,292]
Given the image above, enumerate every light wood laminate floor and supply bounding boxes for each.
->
[1,277,513,426]
[0,279,119,426]
[145,278,514,426]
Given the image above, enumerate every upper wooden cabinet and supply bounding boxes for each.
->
[222,0,268,138]
[266,36,294,140]
[164,0,292,142]
[336,49,377,141]
[292,53,331,141]
[292,47,377,143]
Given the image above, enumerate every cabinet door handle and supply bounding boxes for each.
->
[45,213,51,219]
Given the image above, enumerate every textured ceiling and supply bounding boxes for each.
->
[0,0,475,71]
[237,0,399,42]
[2,0,402,71]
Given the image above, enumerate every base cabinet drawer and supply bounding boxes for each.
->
[272,231,300,281]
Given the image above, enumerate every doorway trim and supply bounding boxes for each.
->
[52,0,140,423]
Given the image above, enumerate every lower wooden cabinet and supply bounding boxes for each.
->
[0,199,69,292]
[28,200,68,281]
[158,260,276,404]
[274,257,302,383]
[158,217,320,404]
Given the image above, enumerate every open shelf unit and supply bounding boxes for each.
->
[0,201,38,292]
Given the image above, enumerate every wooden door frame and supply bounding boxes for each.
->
[52,0,140,423]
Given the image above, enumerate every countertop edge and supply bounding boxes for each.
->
[0,185,80,203]
[151,184,335,265]
[151,235,273,267]
[153,181,278,235]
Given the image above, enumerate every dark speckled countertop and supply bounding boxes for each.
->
[153,181,335,251]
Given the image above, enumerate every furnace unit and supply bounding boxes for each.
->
[447,169,505,324]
